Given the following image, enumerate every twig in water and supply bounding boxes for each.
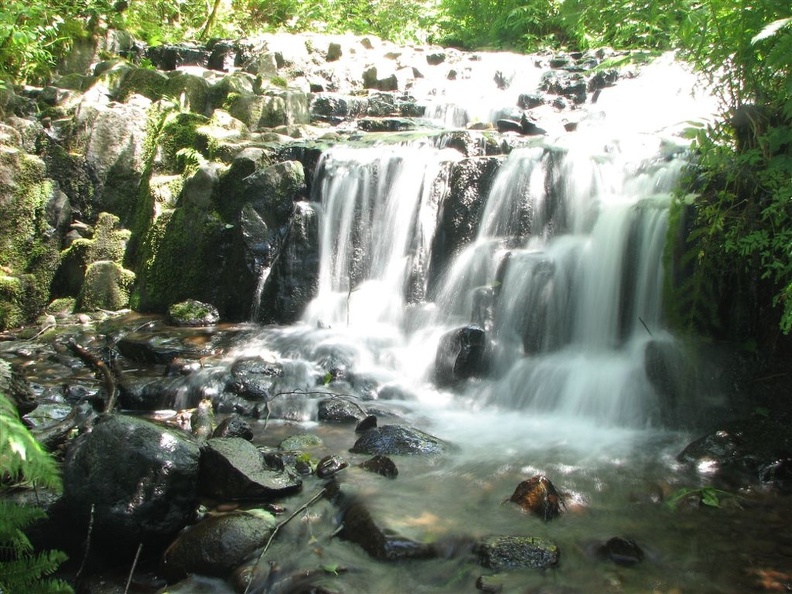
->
[243,488,328,594]
[67,339,119,413]
[638,316,653,337]
[124,542,143,594]
[75,504,95,583]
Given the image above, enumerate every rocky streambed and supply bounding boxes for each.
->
[2,312,792,593]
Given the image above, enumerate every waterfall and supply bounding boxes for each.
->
[273,54,717,434]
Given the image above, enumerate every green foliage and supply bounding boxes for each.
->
[0,392,72,593]
[665,486,738,510]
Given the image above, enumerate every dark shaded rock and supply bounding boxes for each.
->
[540,70,588,104]
[118,375,201,411]
[63,415,201,550]
[279,432,323,451]
[0,359,37,415]
[517,93,545,109]
[357,117,418,132]
[426,52,446,65]
[116,327,220,365]
[316,455,349,479]
[162,511,277,580]
[339,498,435,561]
[355,415,378,433]
[229,355,284,400]
[212,414,253,440]
[434,325,488,386]
[198,437,302,501]
[428,157,502,293]
[476,535,560,570]
[595,536,644,566]
[167,299,220,326]
[146,44,209,71]
[677,417,792,491]
[358,455,398,478]
[350,424,455,456]
[508,474,564,521]
[318,397,364,423]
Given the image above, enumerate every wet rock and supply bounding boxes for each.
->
[338,497,435,561]
[318,397,365,423]
[508,474,564,521]
[517,93,545,109]
[0,359,37,415]
[116,330,215,365]
[168,299,220,326]
[540,70,588,104]
[279,432,323,451]
[350,424,455,456]
[118,375,202,411]
[191,397,215,439]
[677,417,792,490]
[229,355,284,400]
[212,414,253,440]
[198,437,302,501]
[355,415,377,433]
[316,455,349,479]
[358,455,398,478]
[434,325,488,386]
[476,535,560,570]
[357,117,418,132]
[162,510,277,580]
[63,414,201,550]
[594,536,644,566]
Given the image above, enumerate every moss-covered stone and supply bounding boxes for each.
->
[158,112,211,174]
[78,260,135,311]
[168,299,220,326]
[226,90,310,131]
[115,67,170,103]
[0,147,61,330]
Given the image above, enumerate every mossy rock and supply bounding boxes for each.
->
[164,71,211,115]
[78,260,136,311]
[168,299,220,326]
[115,67,169,102]
[160,112,211,173]
[0,147,61,330]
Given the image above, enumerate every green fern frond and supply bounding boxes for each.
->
[0,549,71,594]
[0,393,62,491]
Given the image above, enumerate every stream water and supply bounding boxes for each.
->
[11,54,792,593]
[158,57,792,593]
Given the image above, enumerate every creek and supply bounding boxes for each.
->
[7,49,791,593]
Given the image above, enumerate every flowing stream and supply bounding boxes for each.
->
[177,56,789,594]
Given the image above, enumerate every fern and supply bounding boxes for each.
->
[0,391,73,594]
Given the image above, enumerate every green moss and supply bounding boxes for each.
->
[78,261,136,311]
[0,148,61,330]
[160,112,210,174]
[45,297,76,316]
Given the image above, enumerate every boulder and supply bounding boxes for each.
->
[168,299,220,326]
[350,424,455,456]
[228,355,284,400]
[162,510,277,579]
[476,535,560,570]
[358,455,398,478]
[62,414,201,549]
[317,398,365,423]
[212,414,253,440]
[198,437,302,501]
[434,325,488,386]
[508,475,564,521]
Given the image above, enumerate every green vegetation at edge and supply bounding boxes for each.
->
[0,391,73,593]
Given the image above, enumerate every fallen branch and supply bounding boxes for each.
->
[67,339,119,413]
[243,487,328,594]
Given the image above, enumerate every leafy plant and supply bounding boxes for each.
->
[665,486,739,510]
[0,391,73,593]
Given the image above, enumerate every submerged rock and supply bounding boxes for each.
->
[594,536,644,566]
[358,455,398,478]
[350,424,455,456]
[168,299,220,326]
[476,535,560,570]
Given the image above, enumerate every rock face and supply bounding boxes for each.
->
[62,414,201,549]
[434,325,488,386]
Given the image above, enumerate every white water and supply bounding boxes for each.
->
[241,54,716,453]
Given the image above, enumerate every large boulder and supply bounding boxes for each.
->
[62,414,201,550]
